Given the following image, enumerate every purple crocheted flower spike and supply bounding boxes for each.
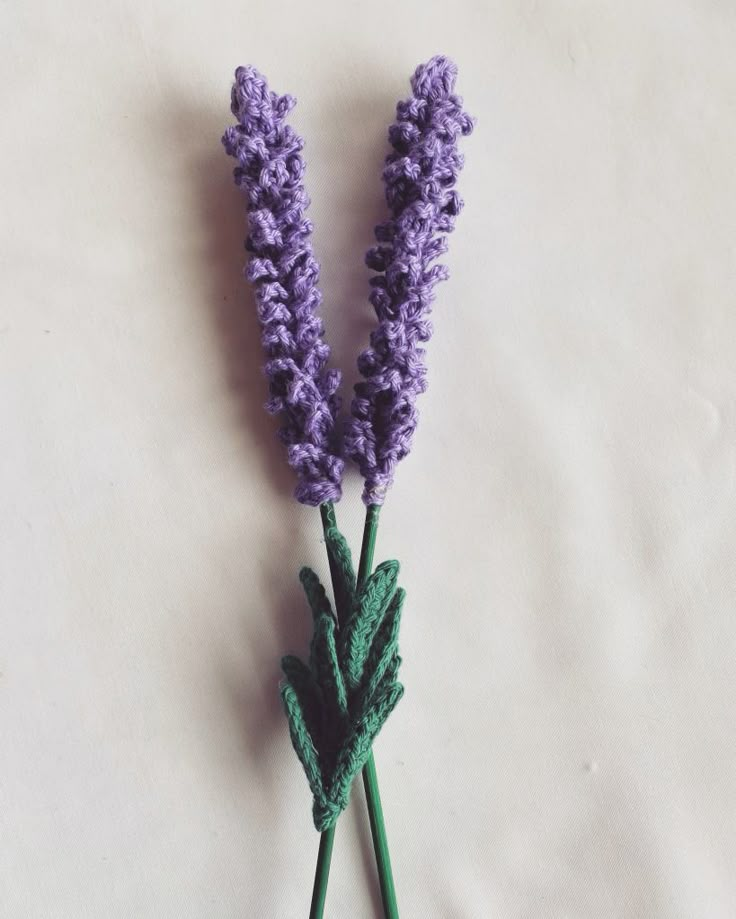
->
[344,55,474,505]
[222,67,344,506]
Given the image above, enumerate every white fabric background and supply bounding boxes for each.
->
[2,2,735,916]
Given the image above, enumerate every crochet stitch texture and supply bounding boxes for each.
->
[222,66,343,506]
[280,518,404,831]
[344,56,474,505]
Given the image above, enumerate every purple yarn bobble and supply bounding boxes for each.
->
[222,66,343,506]
[344,56,474,505]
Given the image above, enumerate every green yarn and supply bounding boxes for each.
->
[321,503,356,621]
[281,654,323,747]
[340,560,400,691]
[281,681,324,803]
[280,518,404,832]
[300,566,334,623]
[355,588,404,722]
[324,681,404,822]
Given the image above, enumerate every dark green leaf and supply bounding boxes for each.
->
[340,559,400,689]
[328,681,404,809]
[281,682,324,801]
[357,587,404,714]
[324,523,356,620]
[281,654,323,747]
[299,567,333,623]
[310,614,348,717]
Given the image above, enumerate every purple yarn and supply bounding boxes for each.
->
[222,66,343,506]
[344,56,474,505]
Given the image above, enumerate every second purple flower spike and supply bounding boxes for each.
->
[222,66,343,506]
[344,55,474,505]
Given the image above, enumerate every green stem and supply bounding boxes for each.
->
[309,824,335,919]
[308,502,399,919]
[355,505,400,919]
[307,503,342,919]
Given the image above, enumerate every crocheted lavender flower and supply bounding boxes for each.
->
[344,56,474,505]
[222,66,343,506]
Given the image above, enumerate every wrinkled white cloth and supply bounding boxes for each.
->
[2,1,735,916]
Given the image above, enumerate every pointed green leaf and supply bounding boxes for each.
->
[281,654,323,747]
[310,614,348,717]
[299,567,333,623]
[340,559,400,690]
[384,652,401,686]
[328,681,405,809]
[356,587,406,717]
[321,506,356,620]
[280,681,324,801]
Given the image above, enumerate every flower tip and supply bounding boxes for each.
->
[232,64,268,99]
[230,65,268,120]
[411,54,458,100]
[233,63,264,84]
[229,65,296,125]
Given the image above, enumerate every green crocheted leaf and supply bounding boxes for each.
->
[281,654,323,747]
[281,681,324,802]
[340,559,400,690]
[310,613,348,718]
[280,514,407,833]
[328,680,405,811]
[323,518,356,619]
[355,587,405,716]
[384,652,401,687]
[299,566,333,623]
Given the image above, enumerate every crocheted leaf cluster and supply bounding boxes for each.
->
[344,56,475,505]
[222,66,343,506]
[280,529,404,831]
